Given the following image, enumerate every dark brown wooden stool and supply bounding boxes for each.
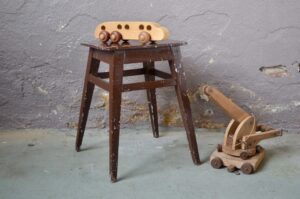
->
[75,40,201,182]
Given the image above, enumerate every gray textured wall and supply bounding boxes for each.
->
[1,0,300,131]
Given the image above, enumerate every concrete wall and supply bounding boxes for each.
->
[1,0,300,131]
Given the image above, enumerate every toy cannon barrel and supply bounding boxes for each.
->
[242,129,282,149]
[203,86,250,123]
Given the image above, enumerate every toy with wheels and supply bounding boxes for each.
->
[210,145,265,174]
[203,85,282,174]
[95,21,170,43]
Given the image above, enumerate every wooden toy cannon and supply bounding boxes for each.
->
[95,21,170,43]
[203,86,282,174]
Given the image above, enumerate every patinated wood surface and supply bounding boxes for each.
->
[75,40,200,182]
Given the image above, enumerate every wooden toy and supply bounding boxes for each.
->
[203,85,282,174]
[95,21,170,43]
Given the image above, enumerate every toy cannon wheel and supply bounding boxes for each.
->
[138,31,151,43]
[217,144,222,152]
[241,163,254,174]
[227,165,237,172]
[99,31,110,42]
[211,157,223,169]
[110,31,122,43]
[240,151,249,160]
[256,145,263,153]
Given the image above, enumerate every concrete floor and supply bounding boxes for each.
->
[0,127,299,199]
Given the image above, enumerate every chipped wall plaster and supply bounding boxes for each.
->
[0,0,300,131]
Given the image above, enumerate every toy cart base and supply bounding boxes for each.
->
[210,147,265,174]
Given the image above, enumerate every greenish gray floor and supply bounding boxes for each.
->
[0,127,299,199]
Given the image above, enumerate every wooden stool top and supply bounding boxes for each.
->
[81,40,187,51]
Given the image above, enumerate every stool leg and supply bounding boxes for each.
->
[109,52,124,182]
[76,49,100,152]
[143,62,159,138]
[169,47,201,165]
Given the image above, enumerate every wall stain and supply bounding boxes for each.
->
[259,65,288,78]
[161,104,182,127]
[96,92,109,109]
[66,122,77,129]
[187,86,209,102]
[66,78,299,130]
[125,101,149,124]
[196,120,226,129]
[80,90,227,129]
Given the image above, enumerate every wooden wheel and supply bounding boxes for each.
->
[98,31,110,43]
[217,144,222,152]
[138,31,151,43]
[110,31,122,43]
[211,157,223,169]
[227,165,237,173]
[241,163,254,174]
[240,151,249,160]
[256,145,263,153]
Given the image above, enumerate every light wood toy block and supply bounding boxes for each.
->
[95,21,170,43]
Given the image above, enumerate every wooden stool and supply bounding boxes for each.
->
[75,40,201,182]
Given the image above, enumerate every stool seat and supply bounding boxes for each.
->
[81,40,187,51]
[75,40,201,182]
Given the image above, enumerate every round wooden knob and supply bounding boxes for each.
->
[138,31,151,43]
[99,31,110,43]
[240,151,249,160]
[110,31,122,43]
[227,165,237,173]
[217,144,222,152]
[241,163,254,174]
[211,157,223,169]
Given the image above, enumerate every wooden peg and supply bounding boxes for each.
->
[138,31,151,43]
[110,31,122,43]
[99,31,110,42]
